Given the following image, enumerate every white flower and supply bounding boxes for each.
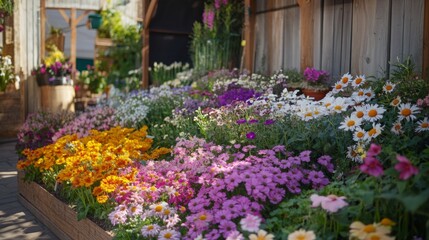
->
[390,96,401,107]
[332,81,346,94]
[382,81,396,93]
[367,123,384,140]
[288,229,316,240]
[391,121,403,135]
[364,104,386,122]
[158,228,181,240]
[398,103,420,121]
[351,75,366,88]
[240,214,262,232]
[141,224,161,237]
[353,127,368,143]
[339,115,362,131]
[415,117,429,132]
[351,105,366,120]
[331,97,350,113]
[347,145,364,163]
[340,73,353,86]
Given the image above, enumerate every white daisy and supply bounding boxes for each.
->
[382,81,396,93]
[332,81,346,94]
[415,117,429,132]
[353,127,368,142]
[364,104,386,122]
[158,229,181,240]
[351,105,366,120]
[339,115,362,131]
[321,96,335,110]
[367,123,384,140]
[340,73,353,86]
[141,224,161,238]
[390,121,403,135]
[398,103,420,121]
[363,87,375,101]
[150,202,168,215]
[351,75,366,88]
[331,98,350,113]
[390,96,401,107]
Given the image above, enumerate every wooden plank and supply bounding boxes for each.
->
[269,0,285,73]
[321,0,335,74]
[390,0,405,73]
[424,0,429,79]
[331,0,344,78]
[58,9,70,23]
[76,10,91,24]
[254,1,268,73]
[70,8,77,74]
[297,0,314,71]
[340,0,352,77]
[282,1,300,70]
[312,0,323,69]
[41,0,46,60]
[351,0,390,77]
[243,0,256,72]
[142,0,158,89]
[402,0,424,71]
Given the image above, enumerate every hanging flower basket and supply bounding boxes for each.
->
[88,13,102,29]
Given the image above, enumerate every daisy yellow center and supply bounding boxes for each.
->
[131,206,137,212]
[334,106,342,111]
[150,186,157,191]
[296,235,306,240]
[356,111,364,118]
[380,218,395,226]
[358,91,364,96]
[164,209,171,215]
[305,112,313,117]
[385,85,392,90]
[347,120,356,127]
[342,77,349,84]
[357,132,364,138]
[355,78,362,84]
[335,84,342,90]
[365,92,372,97]
[363,224,376,233]
[164,232,172,239]
[421,122,429,128]
[257,236,267,240]
[155,205,163,212]
[147,225,154,230]
[401,108,411,116]
[199,214,207,221]
[370,235,381,240]
[392,99,400,105]
[368,109,378,117]
[314,110,320,115]
[368,128,377,136]
[325,103,331,107]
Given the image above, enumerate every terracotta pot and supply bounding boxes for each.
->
[301,88,330,101]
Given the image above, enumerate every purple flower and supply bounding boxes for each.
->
[236,119,247,124]
[304,67,329,83]
[264,119,275,125]
[248,119,258,124]
[246,132,256,139]
[219,221,237,238]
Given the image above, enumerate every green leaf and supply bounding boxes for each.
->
[399,189,429,212]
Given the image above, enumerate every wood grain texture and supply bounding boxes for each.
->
[424,0,429,79]
[243,0,256,72]
[297,0,314,71]
[351,0,390,77]
[254,1,268,73]
[282,1,300,70]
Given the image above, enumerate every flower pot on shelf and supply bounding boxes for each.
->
[301,88,330,101]
[36,74,49,86]
[40,85,75,112]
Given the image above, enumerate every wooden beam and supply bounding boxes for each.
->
[243,0,256,72]
[142,0,158,89]
[58,9,70,24]
[76,10,91,24]
[423,0,429,80]
[70,8,77,75]
[40,0,46,60]
[297,0,314,71]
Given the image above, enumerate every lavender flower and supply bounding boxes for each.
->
[246,132,256,139]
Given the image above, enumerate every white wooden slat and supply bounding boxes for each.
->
[282,2,300,70]
[312,0,323,69]
[339,0,352,77]
[254,2,268,74]
[351,0,390,77]
[390,0,405,70]
[403,0,424,70]
[321,0,335,75]
[331,0,344,78]
[268,0,285,73]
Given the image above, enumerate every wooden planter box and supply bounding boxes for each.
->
[17,172,113,240]
[40,85,75,113]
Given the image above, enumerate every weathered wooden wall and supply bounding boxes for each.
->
[254,0,426,80]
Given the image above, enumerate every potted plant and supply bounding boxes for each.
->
[88,13,102,30]
[0,55,15,92]
[300,67,331,100]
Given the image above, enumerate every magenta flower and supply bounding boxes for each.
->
[367,143,382,157]
[236,119,247,124]
[203,8,215,30]
[360,156,384,177]
[246,132,256,139]
[310,194,348,213]
[395,154,419,180]
[248,119,259,124]
[264,119,275,125]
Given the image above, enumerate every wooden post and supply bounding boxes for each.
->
[141,0,158,89]
[297,0,314,71]
[423,0,429,80]
[70,8,77,75]
[243,0,255,72]
[40,0,46,60]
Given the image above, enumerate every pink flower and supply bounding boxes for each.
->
[310,194,348,213]
[395,154,419,180]
[367,143,382,157]
[360,156,384,177]
[240,214,261,232]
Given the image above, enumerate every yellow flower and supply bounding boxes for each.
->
[96,195,109,204]
[249,230,275,240]
[350,221,391,239]
[288,229,316,240]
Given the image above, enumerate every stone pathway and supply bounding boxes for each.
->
[0,139,58,240]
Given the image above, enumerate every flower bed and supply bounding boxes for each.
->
[17,171,113,240]
[16,61,429,239]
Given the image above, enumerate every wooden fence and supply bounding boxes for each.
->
[253,0,426,79]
